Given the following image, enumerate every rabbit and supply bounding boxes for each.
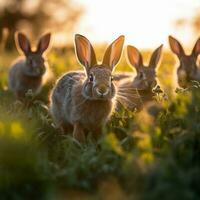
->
[8,32,51,100]
[50,34,124,142]
[169,36,200,89]
[117,44,163,111]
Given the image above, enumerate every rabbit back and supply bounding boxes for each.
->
[8,58,25,93]
[50,71,84,128]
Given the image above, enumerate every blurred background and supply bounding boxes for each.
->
[1,0,200,50]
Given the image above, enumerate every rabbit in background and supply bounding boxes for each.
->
[117,44,163,111]
[169,36,200,89]
[50,34,124,142]
[8,32,51,100]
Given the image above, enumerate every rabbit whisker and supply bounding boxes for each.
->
[118,86,137,90]
[118,87,145,91]
[117,92,140,99]
[116,94,138,106]
[118,88,147,99]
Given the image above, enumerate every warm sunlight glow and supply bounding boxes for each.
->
[74,0,200,48]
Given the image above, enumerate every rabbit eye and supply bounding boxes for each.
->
[89,74,93,82]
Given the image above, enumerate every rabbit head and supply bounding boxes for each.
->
[127,44,163,90]
[75,34,124,100]
[169,36,200,88]
[16,32,51,77]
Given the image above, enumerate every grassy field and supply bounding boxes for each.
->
[0,47,200,200]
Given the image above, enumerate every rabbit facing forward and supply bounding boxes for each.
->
[117,44,163,111]
[169,36,200,88]
[50,34,124,142]
[8,32,51,100]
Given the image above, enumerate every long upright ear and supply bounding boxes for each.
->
[149,44,163,68]
[37,33,51,54]
[75,34,97,73]
[102,35,125,71]
[168,35,185,57]
[16,32,31,55]
[127,45,143,71]
[192,37,200,58]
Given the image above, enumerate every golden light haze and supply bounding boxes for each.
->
[74,0,200,49]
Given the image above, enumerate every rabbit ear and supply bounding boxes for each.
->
[37,33,51,54]
[149,44,163,68]
[127,45,143,71]
[16,32,31,55]
[192,37,200,58]
[169,36,185,57]
[102,35,124,71]
[75,34,97,73]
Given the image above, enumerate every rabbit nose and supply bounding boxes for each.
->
[96,85,109,97]
[178,70,187,80]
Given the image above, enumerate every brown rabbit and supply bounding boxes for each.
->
[169,36,200,88]
[117,44,163,111]
[50,34,124,142]
[8,32,51,100]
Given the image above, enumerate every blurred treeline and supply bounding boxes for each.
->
[0,0,83,50]
[176,7,200,39]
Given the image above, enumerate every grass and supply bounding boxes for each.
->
[0,47,200,200]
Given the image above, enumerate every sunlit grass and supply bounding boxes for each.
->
[0,47,200,199]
